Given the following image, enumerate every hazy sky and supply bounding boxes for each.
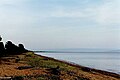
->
[0,0,120,50]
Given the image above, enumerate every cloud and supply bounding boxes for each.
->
[0,0,119,30]
[94,0,120,25]
[50,9,86,18]
[45,0,120,26]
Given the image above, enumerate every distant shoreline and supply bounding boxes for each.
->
[34,51,120,53]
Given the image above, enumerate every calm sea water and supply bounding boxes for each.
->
[36,52,120,74]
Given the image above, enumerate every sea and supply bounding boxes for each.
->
[36,50,120,74]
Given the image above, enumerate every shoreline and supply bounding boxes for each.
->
[34,53,120,78]
[0,52,119,80]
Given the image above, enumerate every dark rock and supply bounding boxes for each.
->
[15,58,20,63]
[81,67,91,72]
[50,66,60,75]
[12,76,23,80]
[17,66,33,70]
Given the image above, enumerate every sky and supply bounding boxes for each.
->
[0,0,120,50]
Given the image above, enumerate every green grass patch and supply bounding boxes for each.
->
[27,57,41,67]
[27,55,76,72]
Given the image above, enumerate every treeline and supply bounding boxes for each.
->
[0,36,28,57]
